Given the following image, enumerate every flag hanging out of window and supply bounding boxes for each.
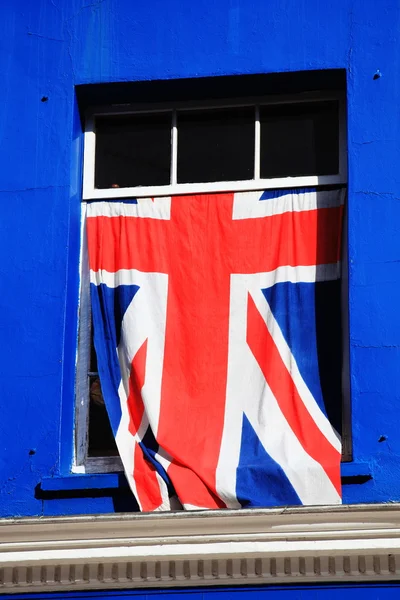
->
[86,188,344,511]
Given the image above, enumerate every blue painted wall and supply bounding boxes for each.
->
[0,0,400,517]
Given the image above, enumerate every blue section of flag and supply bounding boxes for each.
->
[259,187,316,201]
[262,281,327,416]
[262,279,342,432]
[87,198,139,205]
[113,283,141,346]
[236,414,301,507]
[139,427,175,492]
[90,282,140,433]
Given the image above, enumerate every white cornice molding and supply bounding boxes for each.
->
[1,504,400,593]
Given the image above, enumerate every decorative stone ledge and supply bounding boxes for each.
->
[1,504,400,593]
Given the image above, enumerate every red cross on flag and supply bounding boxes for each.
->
[87,187,344,510]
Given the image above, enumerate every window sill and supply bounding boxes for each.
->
[83,174,347,200]
[39,462,372,498]
[40,472,128,492]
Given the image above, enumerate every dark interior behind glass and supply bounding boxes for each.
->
[177,107,255,183]
[95,113,172,189]
[88,326,118,457]
[260,100,339,178]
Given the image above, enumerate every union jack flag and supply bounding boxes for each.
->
[87,188,344,510]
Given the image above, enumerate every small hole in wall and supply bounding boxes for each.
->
[41,96,48,103]
[378,435,387,443]
[29,449,36,455]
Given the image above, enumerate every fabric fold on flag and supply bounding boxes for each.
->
[86,187,344,511]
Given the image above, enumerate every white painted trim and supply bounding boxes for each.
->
[83,175,346,200]
[2,504,400,593]
[74,203,91,468]
[83,117,95,194]
[254,105,260,180]
[72,456,123,474]
[171,109,178,185]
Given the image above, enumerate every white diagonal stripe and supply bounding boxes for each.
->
[87,197,171,220]
[233,188,345,219]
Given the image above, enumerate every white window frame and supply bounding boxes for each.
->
[73,203,123,474]
[82,91,347,200]
[75,90,349,474]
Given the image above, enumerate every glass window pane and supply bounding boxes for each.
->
[260,101,339,178]
[88,324,118,458]
[88,376,119,457]
[177,107,255,183]
[95,113,172,189]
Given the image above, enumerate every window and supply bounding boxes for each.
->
[82,93,347,200]
[75,90,349,475]
[74,235,122,473]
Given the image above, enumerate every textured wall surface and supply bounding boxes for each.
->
[0,0,400,517]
